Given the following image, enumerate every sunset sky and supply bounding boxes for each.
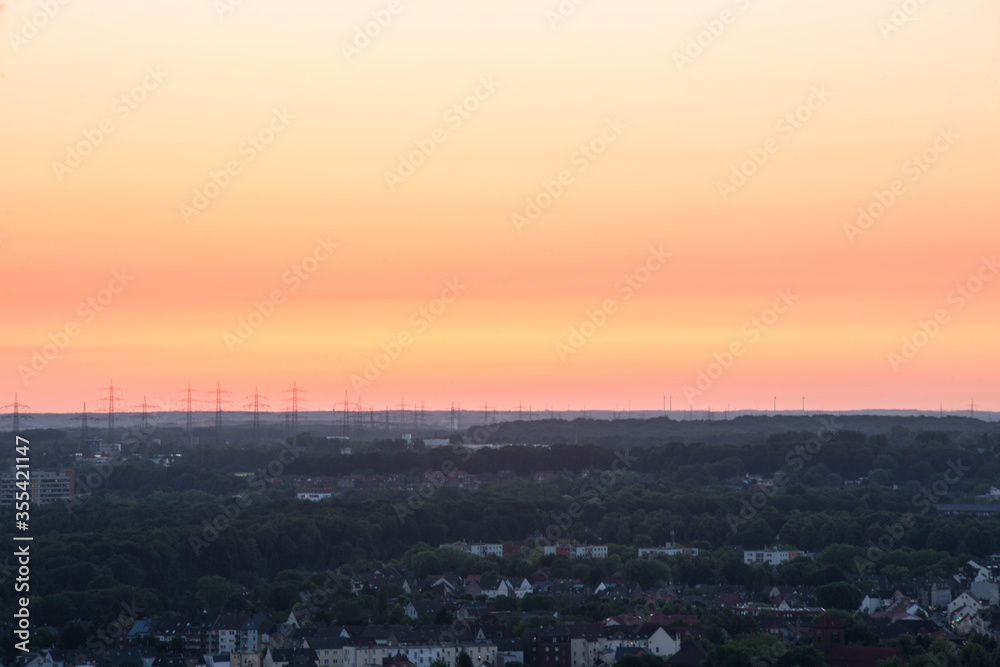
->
[1,0,998,414]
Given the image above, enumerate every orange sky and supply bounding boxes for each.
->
[1,0,998,414]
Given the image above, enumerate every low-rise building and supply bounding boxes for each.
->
[543,543,608,559]
[446,542,504,557]
[743,548,807,566]
[638,545,699,558]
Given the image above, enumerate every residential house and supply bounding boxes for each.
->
[812,614,898,667]
[457,604,490,622]
[404,601,445,622]
[230,651,262,667]
[211,614,249,655]
[265,649,319,667]
[467,579,514,600]
[522,627,571,667]
[971,581,1000,606]
[602,624,679,661]
[948,591,984,622]
[182,613,218,654]
[301,635,348,667]
[240,614,274,653]
[568,623,605,667]
[663,641,707,666]
[494,636,524,667]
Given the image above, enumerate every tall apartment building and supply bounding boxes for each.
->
[0,469,75,505]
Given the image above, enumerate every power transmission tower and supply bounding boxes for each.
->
[206,382,232,445]
[283,381,305,444]
[353,397,368,435]
[82,402,90,442]
[245,387,269,444]
[283,381,306,439]
[100,380,125,442]
[334,391,363,439]
[1,394,31,435]
[133,395,158,436]
[180,382,201,435]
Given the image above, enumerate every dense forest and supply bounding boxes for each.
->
[2,418,999,663]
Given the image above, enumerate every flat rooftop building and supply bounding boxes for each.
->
[0,469,75,505]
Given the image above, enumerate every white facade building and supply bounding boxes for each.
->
[743,548,806,565]
[638,545,699,557]
[543,544,609,558]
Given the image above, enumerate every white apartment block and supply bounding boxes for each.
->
[743,548,806,565]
